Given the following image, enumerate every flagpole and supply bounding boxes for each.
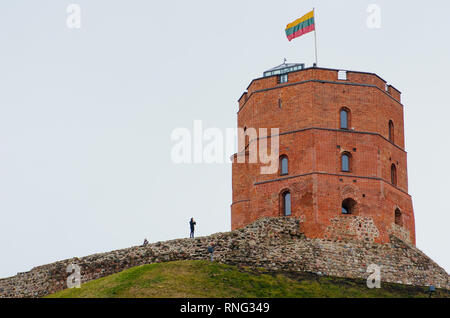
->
[313,8,318,66]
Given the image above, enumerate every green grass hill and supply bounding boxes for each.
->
[47,260,450,298]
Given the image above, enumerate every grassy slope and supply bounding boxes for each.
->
[47,260,450,298]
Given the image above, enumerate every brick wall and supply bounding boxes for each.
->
[232,67,415,244]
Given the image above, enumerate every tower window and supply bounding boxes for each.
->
[278,74,288,84]
[282,191,291,216]
[389,120,395,143]
[278,98,282,109]
[280,156,289,175]
[342,198,357,215]
[340,108,350,129]
[395,208,403,226]
[338,70,348,80]
[341,153,351,172]
[391,164,397,186]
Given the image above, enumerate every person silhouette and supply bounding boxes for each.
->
[189,218,196,238]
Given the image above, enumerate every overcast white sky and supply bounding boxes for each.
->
[0,0,449,279]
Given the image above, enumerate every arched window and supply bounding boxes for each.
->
[395,208,403,226]
[340,108,350,129]
[342,198,357,215]
[391,164,397,186]
[389,120,395,143]
[280,155,289,175]
[341,153,351,172]
[281,191,292,216]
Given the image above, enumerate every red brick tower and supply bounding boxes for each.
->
[231,63,416,245]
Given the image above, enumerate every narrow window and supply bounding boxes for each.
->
[389,120,395,143]
[278,98,282,109]
[342,198,357,215]
[278,74,288,84]
[243,126,248,148]
[338,70,347,80]
[282,191,292,216]
[340,108,349,129]
[395,208,403,226]
[391,164,397,186]
[341,153,351,172]
[280,156,289,175]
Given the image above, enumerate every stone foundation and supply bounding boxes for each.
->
[0,217,448,298]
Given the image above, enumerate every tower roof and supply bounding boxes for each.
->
[263,61,305,77]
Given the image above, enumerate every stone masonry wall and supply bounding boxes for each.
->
[0,217,448,298]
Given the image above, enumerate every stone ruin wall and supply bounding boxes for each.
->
[0,217,448,298]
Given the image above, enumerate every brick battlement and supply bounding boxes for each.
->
[0,218,448,298]
[238,67,401,110]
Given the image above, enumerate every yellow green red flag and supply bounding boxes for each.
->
[285,10,315,41]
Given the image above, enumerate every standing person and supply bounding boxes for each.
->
[189,218,196,238]
[208,243,214,262]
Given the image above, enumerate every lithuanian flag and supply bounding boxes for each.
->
[285,10,315,41]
